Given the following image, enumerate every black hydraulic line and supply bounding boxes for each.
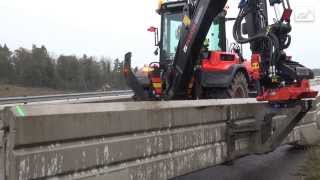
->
[232,0,282,72]
[123,53,149,100]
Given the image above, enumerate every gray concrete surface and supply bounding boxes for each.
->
[4,99,258,180]
[5,100,258,147]
[0,146,3,180]
[9,124,226,179]
[0,84,318,180]
[2,97,318,180]
[292,98,320,146]
[0,106,4,180]
[54,143,229,180]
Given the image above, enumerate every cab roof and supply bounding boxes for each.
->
[157,0,187,14]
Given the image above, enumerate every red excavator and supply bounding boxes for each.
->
[124,0,317,103]
[123,0,318,156]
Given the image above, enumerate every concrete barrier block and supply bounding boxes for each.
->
[6,101,258,147]
[298,123,320,145]
[285,127,302,145]
[0,108,3,130]
[3,97,318,180]
[235,138,249,152]
[293,127,302,143]
[0,148,3,180]
[9,124,227,179]
[7,111,196,147]
[300,111,317,125]
[315,111,320,129]
[0,131,3,148]
[58,143,227,180]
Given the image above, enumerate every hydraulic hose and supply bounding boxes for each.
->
[232,5,281,69]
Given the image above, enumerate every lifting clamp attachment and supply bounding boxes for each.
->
[226,99,313,160]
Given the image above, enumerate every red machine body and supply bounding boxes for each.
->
[202,51,242,72]
[257,80,318,102]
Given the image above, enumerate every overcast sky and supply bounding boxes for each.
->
[0,0,319,68]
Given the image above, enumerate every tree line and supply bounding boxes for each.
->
[1,44,318,92]
[0,44,128,91]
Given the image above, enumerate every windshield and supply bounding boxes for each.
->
[206,21,223,51]
[161,12,183,61]
[161,12,223,61]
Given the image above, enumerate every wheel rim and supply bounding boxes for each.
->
[234,86,245,98]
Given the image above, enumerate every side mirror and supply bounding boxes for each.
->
[148,26,159,47]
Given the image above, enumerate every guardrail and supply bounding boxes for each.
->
[0,90,133,105]
[1,77,319,105]
[310,77,320,86]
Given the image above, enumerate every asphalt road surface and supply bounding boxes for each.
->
[173,145,307,180]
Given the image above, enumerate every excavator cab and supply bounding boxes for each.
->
[158,1,226,64]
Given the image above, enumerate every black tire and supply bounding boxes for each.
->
[192,71,203,100]
[210,72,249,99]
[193,79,202,100]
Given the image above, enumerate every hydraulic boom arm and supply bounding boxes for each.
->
[167,0,227,99]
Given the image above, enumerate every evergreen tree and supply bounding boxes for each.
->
[56,55,83,90]
[1,44,129,91]
[31,45,55,87]
[0,44,13,83]
[12,48,33,86]
[80,55,102,90]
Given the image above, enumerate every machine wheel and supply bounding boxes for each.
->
[228,72,249,98]
[193,79,202,100]
[192,71,203,100]
[210,72,249,99]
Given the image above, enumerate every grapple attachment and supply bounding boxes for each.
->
[257,80,318,102]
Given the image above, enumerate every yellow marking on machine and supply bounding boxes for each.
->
[183,16,191,26]
[153,83,162,89]
[252,62,260,70]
